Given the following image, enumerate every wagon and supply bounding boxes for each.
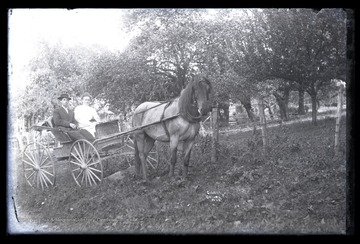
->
[21,118,160,189]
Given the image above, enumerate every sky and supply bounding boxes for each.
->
[8,9,131,92]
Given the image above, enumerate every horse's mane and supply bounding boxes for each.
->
[178,78,207,123]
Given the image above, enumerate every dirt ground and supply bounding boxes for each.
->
[8,116,347,234]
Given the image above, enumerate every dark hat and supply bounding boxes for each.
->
[58,93,72,100]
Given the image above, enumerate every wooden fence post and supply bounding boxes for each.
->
[334,83,344,156]
[257,96,268,156]
[211,105,219,163]
[119,114,125,144]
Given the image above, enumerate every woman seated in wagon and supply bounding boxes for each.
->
[74,92,100,138]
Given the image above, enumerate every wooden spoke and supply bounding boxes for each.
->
[73,145,84,163]
[69,159,83,167]
[74,170,83,181]
[81,170,86,185]
[25,171,36,181]
[24,151,36,165]
[147,143,160,170]
[39,172,48,188]
[41,168,54,178]
[23,158,37,168]
[126,145,135,150]
[22,142,55,190]
[40,164,54,169]
[69,139,103,187]
[38,172,44,189]
[87,153,97,165]
[72,167,81,173]
[40,171,54,186]
[87,159,101,167]
[87,171,93,186]
[39,156,50,167]
[123,136,160,171]
[70,153,83,166]
[88,168,101,182]
[88,166,102,173]
[25,168,35,171]
[146,154,158,170]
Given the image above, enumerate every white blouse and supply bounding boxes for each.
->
[74,105,100,136]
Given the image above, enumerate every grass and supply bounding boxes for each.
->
[10,117,347,234]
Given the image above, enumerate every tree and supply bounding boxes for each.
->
[265,9,346,125]
[17,40,102,128]
[86,48,163,116]
[122,9,209,96]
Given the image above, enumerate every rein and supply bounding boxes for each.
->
[179,105,202,123]
[132,101,169,116]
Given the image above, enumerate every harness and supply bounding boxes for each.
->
[160,102,172,139]
[133,90,205,139]
[133,101,178,139]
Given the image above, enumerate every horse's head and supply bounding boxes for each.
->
[179,77,213,122]
[192,77,213,116]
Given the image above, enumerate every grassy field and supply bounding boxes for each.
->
[10,116,347,234]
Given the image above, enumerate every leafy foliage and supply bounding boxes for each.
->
[15,9,346,127]
[16,41,103,121]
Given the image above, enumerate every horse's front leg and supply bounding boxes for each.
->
[182,139,195,179]
[168,136,179,178]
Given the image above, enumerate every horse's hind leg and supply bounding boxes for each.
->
[134,133,149,181]
[182,139,195,179]
[133,134,142,177]
[168,136,179,178]
[143,134,155,162]
[136,133,153,181]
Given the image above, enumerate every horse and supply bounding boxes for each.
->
[131,77,213,181]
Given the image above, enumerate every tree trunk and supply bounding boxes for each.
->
[310,94,318,126]
[334,84,344,156]
[218,102,229,126]
[221,104,229,126]
[279,101,288,121]
[211,106,219,163]
[274,94,288,121]
[177,67,187,91]
[240,97,255,122]
[298,87,305,115]
[257,96,268,156]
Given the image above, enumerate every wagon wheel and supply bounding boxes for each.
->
[22,142,56,190]
[124,135,159,170]
[69,139,103,187]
